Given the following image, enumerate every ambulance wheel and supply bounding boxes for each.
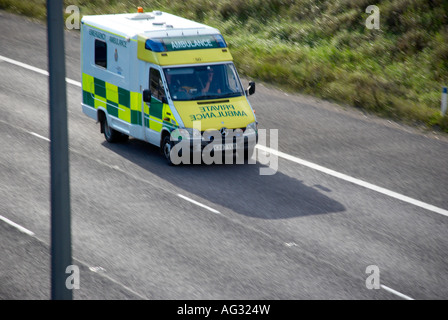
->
[103,117,122,143]
[162,135,175,166]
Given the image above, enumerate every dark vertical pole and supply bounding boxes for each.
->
[47,0,72,300]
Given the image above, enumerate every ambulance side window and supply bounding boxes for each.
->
[150,68,165,102]
[95,39,107,69]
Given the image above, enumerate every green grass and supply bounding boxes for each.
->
[2,0,448,132]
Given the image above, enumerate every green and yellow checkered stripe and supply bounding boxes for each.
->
[82,73,142,125]
[82,73,179,132]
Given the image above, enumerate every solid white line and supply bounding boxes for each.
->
[177,194,221,214]
[2,54,447,218]
[0,215,35,236]
[0,54,81,87]
[29,132,50,142]
[66,77,81,87]
[0,213,147,299]
[256,145,448,218]
[381,285,414,300]
[0,54,48,76]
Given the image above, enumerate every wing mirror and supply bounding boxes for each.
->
[143,89,151,102]
[246,81,255,96]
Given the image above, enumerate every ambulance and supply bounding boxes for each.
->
[80,8,258,165]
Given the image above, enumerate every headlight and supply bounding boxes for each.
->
[244,122,257,135]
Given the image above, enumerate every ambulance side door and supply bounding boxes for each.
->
[143,66,166,145]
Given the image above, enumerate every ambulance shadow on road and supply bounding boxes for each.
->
[102,139,346,219]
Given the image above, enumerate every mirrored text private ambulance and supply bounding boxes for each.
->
[81,9,258,165]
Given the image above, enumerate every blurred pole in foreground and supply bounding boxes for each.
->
[47,0,72,300]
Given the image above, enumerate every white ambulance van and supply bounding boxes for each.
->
[81,8,257,165]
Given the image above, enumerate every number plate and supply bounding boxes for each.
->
[213,144,234,151]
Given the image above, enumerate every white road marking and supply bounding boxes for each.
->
[381,285,414,300]
[284,242,299,247]
[0,215,35,236]
[0,212,148,299]
[0,55,48,76]
[66,77,81,87]
[256,145,448,218]
[29,132,50,142]
[0,54,81,87]
[75,257,148,300]
[2,54,447,218]
[89,266,106,273]
[177,194,221,214]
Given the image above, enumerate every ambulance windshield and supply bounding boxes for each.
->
[163,63,244,101]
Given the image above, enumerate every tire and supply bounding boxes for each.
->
[162,135,175,166]
[103,117,126,143]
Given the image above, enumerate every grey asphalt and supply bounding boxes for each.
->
[0,10,447,300]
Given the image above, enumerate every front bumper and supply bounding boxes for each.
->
[170,130,258,157]
[182,132,258,153]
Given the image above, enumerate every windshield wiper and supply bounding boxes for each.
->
[217,92,242,98]
[197,94,221,100]
[196,93,241,100]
